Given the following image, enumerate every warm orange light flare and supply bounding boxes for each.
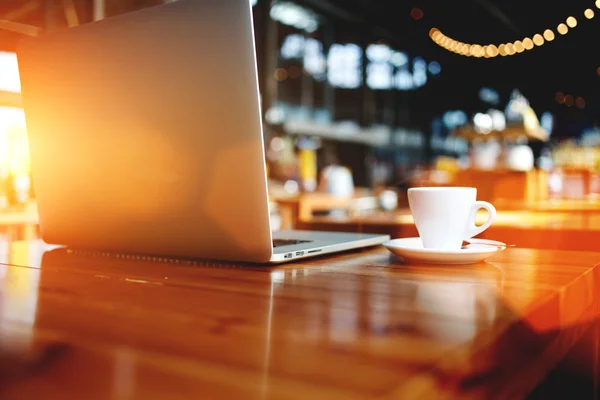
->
[585,8,595,19]
[533,34,544,46]
[566,16,577,28]
[0,52,30,179]
[523,38,534,50]
[0,52,21,93]
[0,107,30,177]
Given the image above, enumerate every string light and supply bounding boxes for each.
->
[557,23,568,35]
[430,4,595,58]
[556,93,586,109]
[505,43,515,55]
[533,34,544,46]
[486,44,499,57]
[543,29,555,41]
[514,40,525,53]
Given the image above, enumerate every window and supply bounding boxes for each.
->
[327,43,362,89]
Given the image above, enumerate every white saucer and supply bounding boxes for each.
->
[383,237,507,265]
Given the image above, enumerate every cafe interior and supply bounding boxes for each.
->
[1,0,600,398]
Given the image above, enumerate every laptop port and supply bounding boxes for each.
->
[284,253,293,259]
[295,251,304,256]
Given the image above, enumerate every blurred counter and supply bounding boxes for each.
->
[299,207,600,251]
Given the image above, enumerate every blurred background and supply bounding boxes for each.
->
[1,0,600,232]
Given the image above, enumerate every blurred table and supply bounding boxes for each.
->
[0,241,599,399]
[299,209,600,251]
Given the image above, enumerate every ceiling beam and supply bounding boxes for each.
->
[62,0,79,27]
[93,0,105,21]
[2,0,40,21]
[0,19,41,36]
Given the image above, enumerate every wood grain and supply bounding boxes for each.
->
[0,240,597,399]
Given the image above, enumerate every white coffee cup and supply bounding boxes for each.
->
[407,187,496,250]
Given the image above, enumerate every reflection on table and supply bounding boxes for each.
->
[0,240,597,398]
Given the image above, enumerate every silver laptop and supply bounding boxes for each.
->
[16,0,390,263]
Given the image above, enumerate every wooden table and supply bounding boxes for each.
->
[0,240,599,399]
[300,209,600,251]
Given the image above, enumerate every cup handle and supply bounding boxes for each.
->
[464,201,496,239]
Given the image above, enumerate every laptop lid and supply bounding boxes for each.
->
[17,0,273,263]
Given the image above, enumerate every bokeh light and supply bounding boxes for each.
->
[514,40,524,53]
[505,43,516,55]
[565,95,574,107]
[274,68,288,81]
[410,7,424,20]
[486,44,498,57]
[543,29,555,41]
[430,5,592,59]
[557,23,568,35]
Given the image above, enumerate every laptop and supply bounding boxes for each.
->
[16,0,390,263]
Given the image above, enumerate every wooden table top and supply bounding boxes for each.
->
[0,240,599,399]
